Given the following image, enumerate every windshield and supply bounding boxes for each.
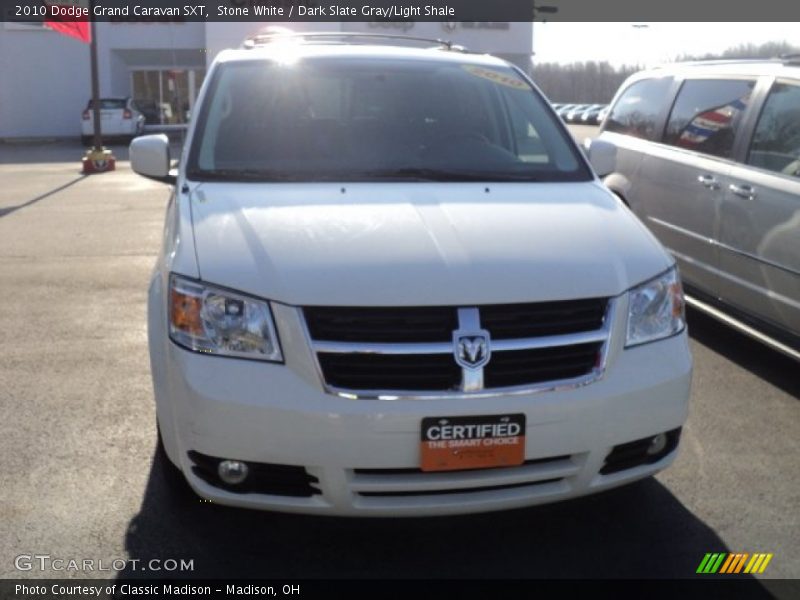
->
[186,57,591,183]
[88,99,127,110]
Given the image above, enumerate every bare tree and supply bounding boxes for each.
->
[532,61,640,104]
[533,41,800,104]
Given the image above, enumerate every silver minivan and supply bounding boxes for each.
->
[593,58,800,359]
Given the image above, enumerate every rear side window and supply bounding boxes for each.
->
[87,99,127,110]
[747,81,800,178]
[605,77,672,141]
[663,79,755,159]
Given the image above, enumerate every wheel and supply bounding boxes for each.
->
[81,136,92,147]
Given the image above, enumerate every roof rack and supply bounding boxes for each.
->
[241,31,466,52]
[677,58,778,66]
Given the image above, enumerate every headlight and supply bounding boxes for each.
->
[626,267,685,347]
[168,274,282,362]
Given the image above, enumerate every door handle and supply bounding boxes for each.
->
[697,174,720,190]
[729,183,757,200]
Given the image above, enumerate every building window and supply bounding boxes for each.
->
[131,68,206,125]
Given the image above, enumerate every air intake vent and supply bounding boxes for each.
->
[304,306,457,343]
[484,342,602,388]
[317,352,461,391]
[480,298,607,339]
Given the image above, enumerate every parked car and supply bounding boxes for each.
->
[566,104,594,123]
[592,58,800,359]
[563,104,589,123]
[129,33,691,516]
[571,104,604,123]
[555,103,577,119]
[580,104,608,125]
[81,97,145,145]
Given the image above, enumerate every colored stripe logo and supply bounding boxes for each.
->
[697,553,773,574]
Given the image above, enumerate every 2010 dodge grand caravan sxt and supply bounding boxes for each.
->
[129,33,692,516]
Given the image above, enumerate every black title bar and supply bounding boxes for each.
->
[3,0,800,22]
[1,579,797,600]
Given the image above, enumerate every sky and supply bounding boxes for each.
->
[533,22,800,67]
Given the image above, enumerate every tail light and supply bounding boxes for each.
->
[82,110,90,120]
[123,109,132,119]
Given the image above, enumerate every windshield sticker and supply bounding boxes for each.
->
[462,65,528,90]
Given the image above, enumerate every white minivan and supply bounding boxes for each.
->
[130,33,692,516]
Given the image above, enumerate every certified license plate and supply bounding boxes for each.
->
[420,414,526,472]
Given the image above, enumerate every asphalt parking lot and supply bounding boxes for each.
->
[0,134,797,591]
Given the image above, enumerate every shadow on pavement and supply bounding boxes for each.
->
[0,140,132,165]
[0,175,87,219]
[687,307,799,400]
[0,134,185,165]
[116,441,770,583]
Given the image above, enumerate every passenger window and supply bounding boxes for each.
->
[605,77,672,141]
[664,79,755,159]
[747,81,800,178]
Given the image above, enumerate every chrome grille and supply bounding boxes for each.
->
[317,352,462,391]
[480,298,607,339]
[305,305,456,343]
[484,342,603,389]
[302,298,614,399]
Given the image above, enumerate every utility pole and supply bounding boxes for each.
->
[82,0,116,173]
[89,8,101,150]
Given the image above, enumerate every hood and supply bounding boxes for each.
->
[188,181,672,306]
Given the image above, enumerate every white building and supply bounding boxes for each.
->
[0,21,532,139]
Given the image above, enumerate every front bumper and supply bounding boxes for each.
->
[150,293,692,517]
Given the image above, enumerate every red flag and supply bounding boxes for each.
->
[44,4,91,44]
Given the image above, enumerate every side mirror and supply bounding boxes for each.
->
[583,138,617,178]
[130,134,175,185]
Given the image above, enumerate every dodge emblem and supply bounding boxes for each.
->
[453,331,491,370]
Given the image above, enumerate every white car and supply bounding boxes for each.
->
[129,33,692,517]
[81,97,145,145]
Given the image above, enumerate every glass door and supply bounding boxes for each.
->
[132,69,206,125]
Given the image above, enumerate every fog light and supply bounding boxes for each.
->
[218,460,249,485]
[646,433,668,456]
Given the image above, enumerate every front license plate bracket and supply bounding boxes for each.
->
[420,413,526,472]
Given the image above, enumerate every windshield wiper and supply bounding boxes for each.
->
[352,167,539,182]
[186,167,540,183]
[186,168,298,182]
